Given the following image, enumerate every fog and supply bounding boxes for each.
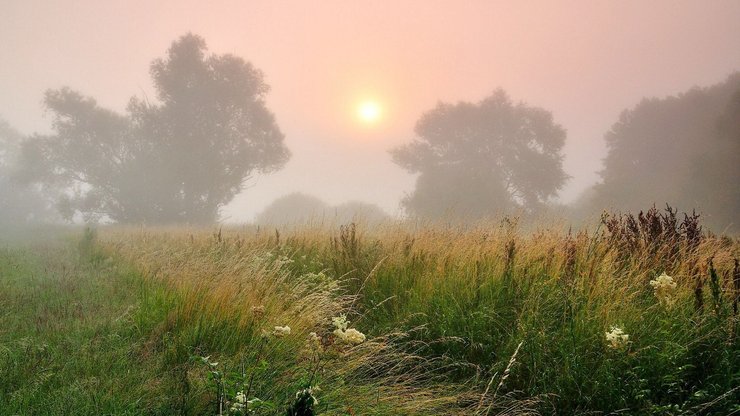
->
[1,1,739,228]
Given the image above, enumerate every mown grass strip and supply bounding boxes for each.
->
[0,238,180,415]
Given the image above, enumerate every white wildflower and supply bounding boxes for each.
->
[276,255,294,266]
[295,387,319,405]
[201,355,218,368]
[229,391,249,413]
[273,325,291,337]
[342,328,366,344]
[649,272,678,305]
[332,315,349,331]
[331,314,366,344]
[605,326,630,349]
[333,327,366,345]
[247,398,263,406]
[303,271,327,281]
[302,271,338,291]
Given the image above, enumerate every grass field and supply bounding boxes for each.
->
[1,210,739,415]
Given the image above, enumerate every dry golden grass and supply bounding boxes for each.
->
[98,225,547,415]
[95,216,739,414]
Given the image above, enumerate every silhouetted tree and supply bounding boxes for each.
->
[20,34,289,223]
[0,118,54,224]
[684,87,740,231]
[0,119,17,167]
[391,89,568,219]
[255,193,329,225]
[332,201,390,225]
[592,73,740,231]
[256,193,390,226]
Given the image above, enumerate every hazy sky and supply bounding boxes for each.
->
[2,0,740,221]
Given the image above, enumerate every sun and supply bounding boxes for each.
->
[357,101,382,124]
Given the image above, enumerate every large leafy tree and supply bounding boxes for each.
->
[391,89,568,219]
[21,34,289,223]
[0,118,54,224]
[592,73,740,231]
[697,89,740,228]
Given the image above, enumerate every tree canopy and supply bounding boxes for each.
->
[0,118,54,224]
[255,192,390,226]
[592,73,740,231]
[332,201,390,225]
[391,89,568,220]
[20,33,289,224]
[255,193,329,225]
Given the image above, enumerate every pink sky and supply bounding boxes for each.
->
[2,0,739,221]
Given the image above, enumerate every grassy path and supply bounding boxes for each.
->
[0,238,176,415]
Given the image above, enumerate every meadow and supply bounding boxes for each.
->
[1,208,739,415]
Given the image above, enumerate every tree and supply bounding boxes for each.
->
[255,193,391,226]
[255,193,329,225]
[0,118,54,224]
[0,118,17,167]
[592,73,740,231]
[391,89,568,220]
[682,85,740,231]
[20,33,289,223]
[332,201,390,225]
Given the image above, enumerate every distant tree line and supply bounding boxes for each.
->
[588,73,740,232]
[0,32,738,229]
[255,192,390,226]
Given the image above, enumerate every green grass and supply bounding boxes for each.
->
[0,237,182,415]
[244,221,740,414]
[2,231,481,415]
[2,218,739,415]
[310,226,740,415]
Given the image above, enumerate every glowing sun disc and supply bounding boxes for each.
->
[357,101,382,123]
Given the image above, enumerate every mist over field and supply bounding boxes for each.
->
[1,0,739,229]
[1,2,740,415]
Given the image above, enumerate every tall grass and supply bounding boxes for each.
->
[99,226,532,415]
[97,208,739,414]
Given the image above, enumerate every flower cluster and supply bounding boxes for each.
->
[286,387,319,414]
[605,326,630,350]
[296,387,318,404]
[332,314,366,345]
[332,315,349,331]
[337,328,366,344]
[229,391,247,413]
[649,272,678,305]
[235,391,246,403]
[273,325,291,337]
[301,271,338,291]
[229,391,263,414]
[275,255,294,267]
[303,271,327,280]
